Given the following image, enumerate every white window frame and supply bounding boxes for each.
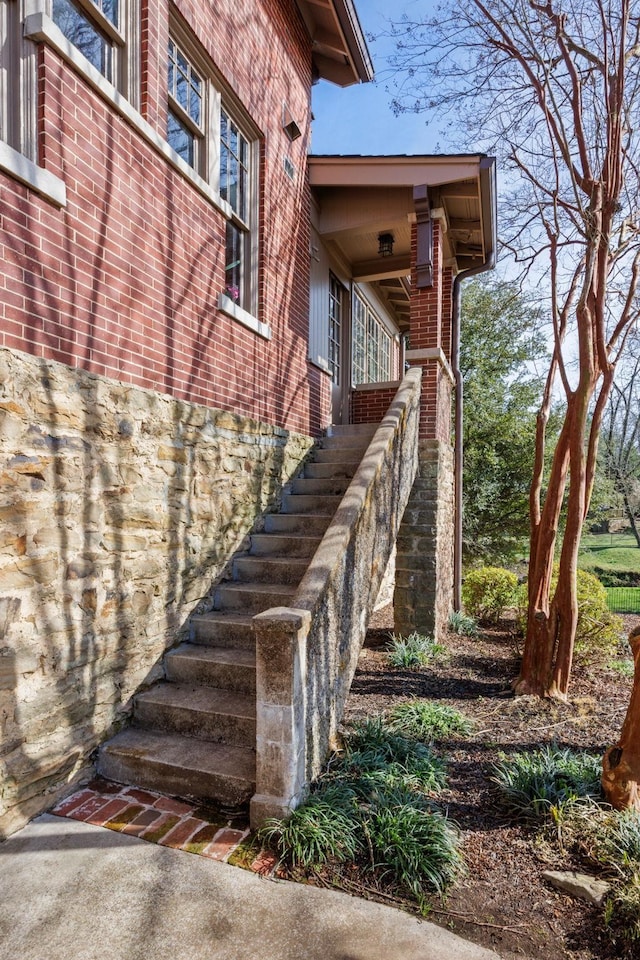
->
[48,0,139,104]
[352,290,393,385]
[0,0,65,204]
[168,17,260,323]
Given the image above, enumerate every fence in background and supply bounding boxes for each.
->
[606,587,640,614]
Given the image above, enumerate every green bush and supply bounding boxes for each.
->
[461,566,518,623]
[517,567,623,662]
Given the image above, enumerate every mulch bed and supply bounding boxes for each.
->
[339,606,640,960]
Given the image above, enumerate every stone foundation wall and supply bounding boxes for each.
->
[394,439,454,641]
[0,348,312,838]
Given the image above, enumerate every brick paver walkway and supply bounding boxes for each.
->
[52,779,277,874]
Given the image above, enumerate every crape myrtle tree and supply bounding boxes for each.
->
[388,0,640,699]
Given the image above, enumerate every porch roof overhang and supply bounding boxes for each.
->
[295,0,374,86]
[309,154,498,330]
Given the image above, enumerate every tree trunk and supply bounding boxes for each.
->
[602,626,640,810]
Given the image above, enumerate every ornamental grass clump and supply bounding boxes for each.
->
[259,713,464,901]
[388,700,472,742]
[386,632,444,669]
[490,744,602,820]
[448,610,479,637]
[258,782,362,868]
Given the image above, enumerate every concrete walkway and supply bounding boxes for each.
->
[0,814,502,960]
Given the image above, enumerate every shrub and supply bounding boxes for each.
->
[461,566,518,623]
[386,632,444,669]
[490,744,602,820]
[517,567,623,662]
[388,700,472,742]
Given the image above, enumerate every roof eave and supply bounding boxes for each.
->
[295,0,373,87]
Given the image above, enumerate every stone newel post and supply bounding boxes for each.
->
[250,607,311,827]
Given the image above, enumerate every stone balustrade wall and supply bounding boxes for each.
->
[251,368,421,825]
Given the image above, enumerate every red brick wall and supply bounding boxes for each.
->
[407,218,453,442]
[351,385,399,425]
[1,0,328,437]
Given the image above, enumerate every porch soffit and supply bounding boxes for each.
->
[309,155,496,332]
[295,0,373,86]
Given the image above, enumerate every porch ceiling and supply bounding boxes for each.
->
[309,155,497,331]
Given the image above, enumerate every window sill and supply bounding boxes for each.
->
[353,380,401,392]
[308,357,331,375]
[24,13,233,219]
[218,294,271,341]
[0,140,66,206]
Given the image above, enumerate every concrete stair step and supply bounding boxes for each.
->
[249,532,322,558]
[312,446,370,463]
[264,513,333,535]
[318,437,372,453]
[290,477,351,496]
[214,581,297,614]
[327,423,377,437]
[189,612,254,649]
[281,493,343,515]
[165,644,255,693]
[233,555,308,585]
[304,461,359,480]
[134,682,255,746]
[98,728,255,808]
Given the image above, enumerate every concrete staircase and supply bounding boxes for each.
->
[98,423,377,810]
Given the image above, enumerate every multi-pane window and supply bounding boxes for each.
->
[220,109,251,308]
[352,292,392,385]
[328,274,343,385]
[352,295,367,385]
[166,33,257,316]
[52,0,123,86]
[167,38,203,170]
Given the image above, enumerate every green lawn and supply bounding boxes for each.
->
[578,531,640,577]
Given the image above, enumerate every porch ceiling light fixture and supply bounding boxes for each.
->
[378,232,394,257]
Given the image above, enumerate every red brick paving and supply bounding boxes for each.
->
[51,779,259,867]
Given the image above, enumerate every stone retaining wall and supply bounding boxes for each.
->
[0,347,312,838]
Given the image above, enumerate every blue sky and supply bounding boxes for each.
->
[311,1,441,156]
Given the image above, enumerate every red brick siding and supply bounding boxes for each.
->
[408,218,454,442]
[351,387,398,425]
[0,0,327,436]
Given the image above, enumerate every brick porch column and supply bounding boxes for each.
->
[394,213,455,641]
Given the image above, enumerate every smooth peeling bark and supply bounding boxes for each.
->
[602,627,640,811]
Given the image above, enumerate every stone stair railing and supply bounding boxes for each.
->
[250,367,422,826]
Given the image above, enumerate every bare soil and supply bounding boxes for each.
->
[341,606,640,960]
